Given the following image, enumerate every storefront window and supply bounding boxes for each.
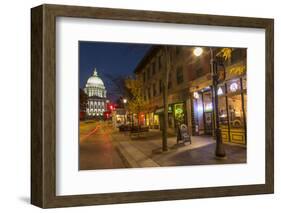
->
[227,78,241,93]
[227,94,245,129]
[191,76,246,144]
[139,113,145,126]
[217,84,225,96]
[174,103,185,126]
[193,93,204,134]
[154,115,159,126]
[202,91,213,135]
[218,96,228,127]
[203,91,213,112]
[149,113,154,126]
[145,114,149,126]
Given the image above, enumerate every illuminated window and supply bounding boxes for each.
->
[203,92,212,112]
[227,79,241,93]
[230,82,238,92]
[228,95,245,129]
[217,87,223,95]
[193,92,199,99]
[174,103,185,125]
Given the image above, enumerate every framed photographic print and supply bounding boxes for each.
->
[31,4,274,208]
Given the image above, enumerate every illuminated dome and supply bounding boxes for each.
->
[84,68,107,117]
[86,68,105,89]
[84,68,107,99]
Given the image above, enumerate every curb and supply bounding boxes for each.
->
[115,142,160,168]
[115,144,139,168]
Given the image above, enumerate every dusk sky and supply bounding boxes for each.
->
[79,41,152,101]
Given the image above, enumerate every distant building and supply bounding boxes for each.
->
[84,68,107,117]
[112,108,126,128]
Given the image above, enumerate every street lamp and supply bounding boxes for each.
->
[193,47,226,159]
[123,98,127,124]
[193,47,203,57]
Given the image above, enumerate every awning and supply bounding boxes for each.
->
[154,106,173,114]
[154,108,164,114]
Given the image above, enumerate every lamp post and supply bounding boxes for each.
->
[123,98,127,125]
[193,47,226,159]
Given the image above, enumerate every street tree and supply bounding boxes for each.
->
[125,77,149,127]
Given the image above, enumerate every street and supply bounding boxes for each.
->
[79,120,246,170]
[79,121,126,170]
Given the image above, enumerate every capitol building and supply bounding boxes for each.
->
[84,68,107,117]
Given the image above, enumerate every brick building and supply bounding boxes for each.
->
[134,46,247,145]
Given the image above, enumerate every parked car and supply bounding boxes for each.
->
[118,124,131,132]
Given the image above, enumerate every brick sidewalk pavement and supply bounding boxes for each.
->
[112,129,246,168]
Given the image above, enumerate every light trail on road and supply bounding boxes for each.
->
[80,125,100,142]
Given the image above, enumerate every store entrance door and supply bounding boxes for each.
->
[204,112,213,135]
[193,88,214,136]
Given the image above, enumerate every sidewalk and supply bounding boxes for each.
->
[112,129,246,168]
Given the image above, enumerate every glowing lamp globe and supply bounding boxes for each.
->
[193,47,203,56]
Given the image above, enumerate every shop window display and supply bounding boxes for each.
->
[227,94,245,129]
[193,92,204,135]
[218,95,228,127]
[154,115,159,127]
[227,78,241,93]
[202,91,213,135]
[174,103,185,125]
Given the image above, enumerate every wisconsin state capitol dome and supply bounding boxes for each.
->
[84,68,107,98]
[85,68,105,89]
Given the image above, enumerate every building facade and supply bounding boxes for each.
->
[134,46,247,145]
[84,68,107,118]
